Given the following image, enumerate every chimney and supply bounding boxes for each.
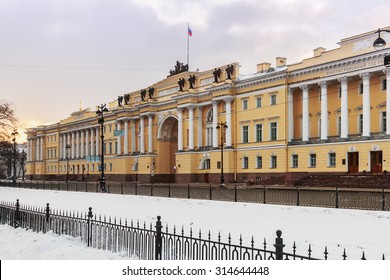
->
[257,62,271,73]
[313,47,326,57]
[276,57,286,67]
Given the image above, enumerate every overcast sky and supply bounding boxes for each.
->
[1,0,390,142]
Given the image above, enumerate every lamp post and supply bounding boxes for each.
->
[11,129,18,184]
[20,150,26,181]
[216,121,228,187]
[96,104,108,192]
[65,144,71,186]
[373,28,390,50]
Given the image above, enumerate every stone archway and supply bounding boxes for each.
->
[157,116,178,180]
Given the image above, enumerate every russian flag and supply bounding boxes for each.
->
[188,26,192,37]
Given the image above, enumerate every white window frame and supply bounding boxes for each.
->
[269,122,278,141]
[256,96,262,108]
[242,125,249,143]
[242,156,249,169]
[309,153,316,168]
[270,155,277,168]
[291,154,298,168]
[242,99,248,110]
[255,123,263,142]
[328,152,336,167]
[256,156,262,169]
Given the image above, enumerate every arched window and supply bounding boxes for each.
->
[199,157,211,170]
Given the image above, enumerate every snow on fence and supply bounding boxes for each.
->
[0,199,385,260]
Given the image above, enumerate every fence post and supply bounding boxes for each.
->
[108,183,110,193]
[14,199,20,228]
[135,183,138,195]
[168,185,171,198]
[85,181,88,193]
[234,184,237,202]
[155,216,162,260]
[209,184,212,200]
[121,182,123,195]
[382,188,385,211]
[263,186,267,204]
[187,184,190,199]
[151,183,153,196]
[76,181,78,192]
[45,203,50,233]
[296,187,300,206]
[274,230,285,260]
[336,187,339,209]
[87,207,93,247]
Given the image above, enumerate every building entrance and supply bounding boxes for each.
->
[157,116,178,182]
[370,151,383,173]
[348,152,359,174]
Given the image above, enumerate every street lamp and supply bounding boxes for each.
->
[96,104,108,192]
[216,121,228,187]
[373,28,390,50]
[65,144,71,186]
[11,129,18,184]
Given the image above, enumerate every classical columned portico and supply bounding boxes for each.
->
[188,106,195,150]
[212,100,218,148]
[224,97,233,147]
[288,88,294,142]
[300,85,310,142]
[360,73,371,137]
[319,81,328,140]
[339,77,349,139]
[177,108,183,151]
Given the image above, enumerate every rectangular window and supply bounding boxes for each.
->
[329,153,336,167]
[381,78,387,91]
[242,157,249,169]
[270,95,277,105]
[270,122,278,141]
[242,125,249,143]
[358,82,363,95]
[109,163,113,171]
[242,99,248,110]
[256,97,262,108]
[292,154,298,168]
[270,155,277,168]
[359,114,363,134]
[255,124,263,142]
[382,111,387,132]
[256,156,262,169]
[109,142,112,154]
[309,154,316,168]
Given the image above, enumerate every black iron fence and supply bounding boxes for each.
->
[1,180,390,211]
[0,199,385,260]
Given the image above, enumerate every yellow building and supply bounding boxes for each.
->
[25,28,390,185]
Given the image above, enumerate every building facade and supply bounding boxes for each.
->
[25,29,390,185]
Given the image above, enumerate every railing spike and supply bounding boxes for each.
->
[324,246,328,260]
[361,251,366,260]
[342,248,347,260]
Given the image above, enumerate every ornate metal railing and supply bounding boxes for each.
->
[0,199,386,260]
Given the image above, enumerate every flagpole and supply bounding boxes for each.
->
[187,23,190,69]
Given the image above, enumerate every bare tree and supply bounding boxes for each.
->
[0,99,17,141]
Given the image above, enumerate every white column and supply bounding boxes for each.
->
[300,85,310,142]
[59,134,62,159]
[339,77,349,138]
[132,119,136,153]
[197,106,203,148]
[75,131,80,158]
[140,116,145,153]
[212,100,218,148]
[124,120,129,155]
[66,133,70,158]
[148,114,154,153]
[319,81,328,140]
[177,108,183,151]
[288,88,294,142]
[224,97,233,147]
[70,132,75,158]
[188,106,195,150]
[40,137,43,161]
[117,122,122,155]
[36,138,39,161]
[360,73,371,137]
[63,134,66,159]
[95,127,100,156]
[80,130,84,158]
[85,129,90,157]
[90,129,94,156]
[385,68,390,134]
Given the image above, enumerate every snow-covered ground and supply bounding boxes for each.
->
[0,187,389,260]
